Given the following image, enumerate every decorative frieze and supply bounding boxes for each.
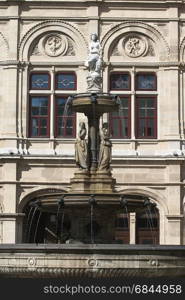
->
[0,245,185,278]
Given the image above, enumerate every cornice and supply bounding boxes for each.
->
[0,0,184,5]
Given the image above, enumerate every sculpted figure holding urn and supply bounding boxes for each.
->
[98,123,112,172]
[75,122,88,170]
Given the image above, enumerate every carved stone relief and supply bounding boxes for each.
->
[31,32,75,58]
[111,33,155,58]
[42,33,68,57]
[120,34,148,58]
[147,40,155,57]
[112,44,119,56]
[31,44,41,56]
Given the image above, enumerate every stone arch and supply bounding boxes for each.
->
[0,32,9,61]
[19,20,88,61]
[18,187,68,212]
[118,186,168,214]
[101,21,170,61]
[118,186,168,244]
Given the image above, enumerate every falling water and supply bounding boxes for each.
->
[34,210,42,243]
[56,201,61,242]
[60,211,65,242]
[56,197,65,243]
[89,195,96,244]
[144,199,156,242]
[25,205,34,240]
[27,205,38,243]
[62,95,74,130]
[90,204,94,244]
[120,197,129,231]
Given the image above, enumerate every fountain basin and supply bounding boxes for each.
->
[0,244,185,278]
[71,93,119,115]
[30,192,148,213]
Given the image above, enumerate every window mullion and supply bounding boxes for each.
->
[50,70,54,139]
[131,69,135,140]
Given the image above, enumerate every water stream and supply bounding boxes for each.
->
[62,95,74,131]
[27,206,38,242]
[34,210,42,243]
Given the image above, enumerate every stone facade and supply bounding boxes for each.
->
[0,0,184,246]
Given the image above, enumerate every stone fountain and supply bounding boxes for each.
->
[25,33,152,245]
[1,34,185,279]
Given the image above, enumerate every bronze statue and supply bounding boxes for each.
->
[75,122,88,170]
[98,123,112,171]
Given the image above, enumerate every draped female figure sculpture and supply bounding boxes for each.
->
[98,123,112,171]
[85,33,103,92]
[75,122,88,170]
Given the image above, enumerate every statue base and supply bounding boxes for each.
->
[70,170,116,193]
[86,73,102,93]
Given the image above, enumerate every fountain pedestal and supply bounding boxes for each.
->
[70,170,116,193]
[70,93,119,193]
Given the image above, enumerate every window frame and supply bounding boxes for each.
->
[135,95,157,139]
[109,96,131,139]
[54,95,76,138]
[109,72,131,91]
[29,94,50,138]
[135,72,157,91]
[29,71,51,91]
[55,71,77,91]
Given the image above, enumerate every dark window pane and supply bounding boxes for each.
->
[40,128,47,136]
[58,117,63,127]
[30,97,49,137]
[40,118,47,127]
[136,74,156,90]
[110,73,130,90]
[142,239,153,244]
[115,218,129,228]
[40,106,48,116]
[139,119,145,137]
[56,73,76,90]
[120,118,128,137]
[66,127,73,135]
[55,98,76,138]
[120,99,129,117]
[136,97,157,139]
[148,119,154,136]
[30,73,50,89]
[31,119,38,136]
[110,97,130,138]
[112,119,119,136]
[31,98,48,116]
[56,98,66,116]
[147,108,155,117]
[66,118,73,127]
[32,107,39,116]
